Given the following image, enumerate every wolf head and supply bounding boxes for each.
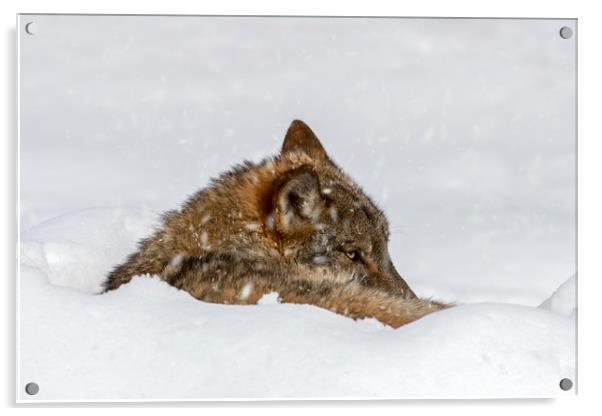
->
[271,120,416,299]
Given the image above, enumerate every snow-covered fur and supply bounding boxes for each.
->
[103,120,448,327]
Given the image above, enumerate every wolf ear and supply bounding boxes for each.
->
[281,120,328,160]
[273,167,325,234]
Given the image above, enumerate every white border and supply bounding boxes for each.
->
[3,0,601,414]
[14,10,21,411]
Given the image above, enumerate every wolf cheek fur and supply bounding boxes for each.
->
[103,120,448,327]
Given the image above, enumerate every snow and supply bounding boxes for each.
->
[258,292,280,305]
[245,222,261,231]
[18,15,576,400]
[18,208,576,400]
[19,208,158,294]
[239,282,254,300]
[168,254,185,269]
[312,255,330,265]
[199,231,209,249]
[329,206,338,222]
[539,275,577,317]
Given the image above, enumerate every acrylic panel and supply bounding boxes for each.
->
[17,15,576,401]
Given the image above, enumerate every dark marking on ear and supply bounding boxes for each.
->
[362,205,374,222]
[271,166,326,237]
[281,120,328,160]
[275,166,322,220]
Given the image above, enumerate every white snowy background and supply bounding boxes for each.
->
[18,15,576,400]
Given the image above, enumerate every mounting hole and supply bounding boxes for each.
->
[559,378,573,391]
[25,22,38,35]
[25,382,39,395]
[559,26,573,39]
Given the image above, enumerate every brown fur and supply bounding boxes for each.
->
[103,120,449,328]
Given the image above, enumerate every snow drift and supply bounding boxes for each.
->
[18,208,576,400]
[539,274,577,318]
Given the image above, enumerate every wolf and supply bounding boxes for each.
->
[103,120,448,327]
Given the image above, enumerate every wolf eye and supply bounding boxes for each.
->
[345,250,360,261]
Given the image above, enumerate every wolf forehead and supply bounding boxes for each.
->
[311,161,390,237]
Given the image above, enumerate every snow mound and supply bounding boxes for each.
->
[539,275,576,317]
[18,208,576,400]
[20,207,158,294]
